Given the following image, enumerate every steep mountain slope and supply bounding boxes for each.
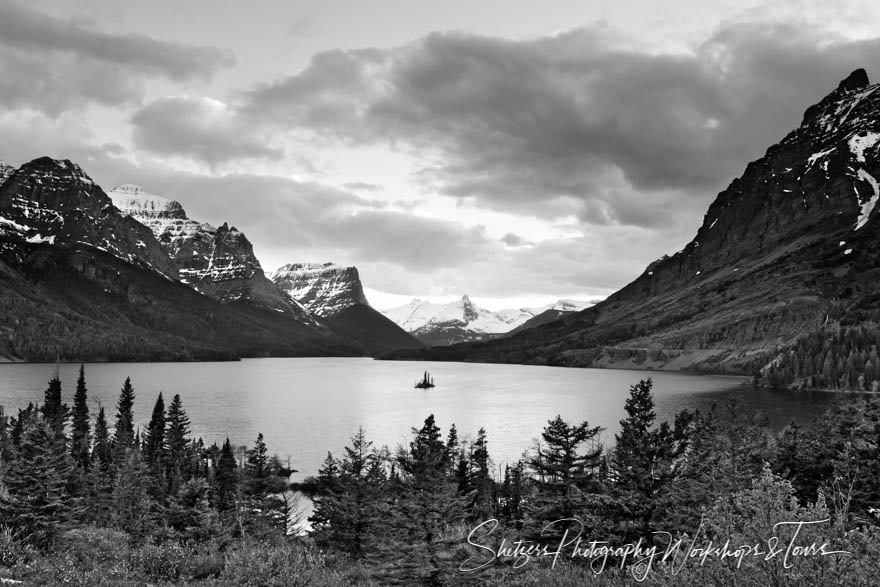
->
[382,295,592,346]
[386,70,880,380]
[272,262,423,352]
[109,184,315,322]
[0,160,359,361]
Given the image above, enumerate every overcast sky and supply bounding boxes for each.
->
[2,0,879,310]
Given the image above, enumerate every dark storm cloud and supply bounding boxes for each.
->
[131,97,282,167]
[240,22,880,227]
[0,0,233,114]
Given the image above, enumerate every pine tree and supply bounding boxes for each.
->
[92,406,112,470]
[611,379,688,538]
[244,432,269,493]
[384,415,466,585]
[0,414,74,548]
[528,414,604,525]
[70,364,91,469]
[215,438,238,512]
[143,393,166,469]
[470,427,494,520]
[41,371,68,442]
[112,377,136,457]
[166,393,192,494]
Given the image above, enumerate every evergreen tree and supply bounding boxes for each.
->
[528,414,604,526]
[611,379,691,538]
[499,460,525,527]
[166,393,192,494]
[70,364,91,469]
[215,438,238,512]
[470,427,494,520]
[41,371,68,442]
[0,415,74,548]
[111,450,155,540]
[143,393,166,470]
[243,432,269,493]
[384,415,466,585]
[112,377,137,457]
[92,406,112,470]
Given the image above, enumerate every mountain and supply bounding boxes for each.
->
[271,262,424,353]
[381,295,592,346]
[109,184,315,323]
[0,158,176,277]
[384,69,880,384]
[0,159,359,361]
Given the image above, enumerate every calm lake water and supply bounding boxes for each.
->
[0,358,856,480]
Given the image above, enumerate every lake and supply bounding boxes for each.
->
[0,358,855,480]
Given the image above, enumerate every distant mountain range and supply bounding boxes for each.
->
[381,295,593,346]
[385,69,880,390]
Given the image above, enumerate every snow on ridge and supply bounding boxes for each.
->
[855,168,880,230]
[848,132,880,163]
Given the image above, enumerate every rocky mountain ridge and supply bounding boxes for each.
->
[385,69,880,383]
[0,158,177,278]
[109,184,315,322]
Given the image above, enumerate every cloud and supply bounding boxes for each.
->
[237,22,880,229]
[131,96,282,167]
[0,0,233,114]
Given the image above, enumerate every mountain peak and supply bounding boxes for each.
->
[272,262,369,316]
[837,68,869,93]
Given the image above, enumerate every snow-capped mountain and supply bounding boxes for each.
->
[109,184,315,321]
[271,262,424,352]
[0,158,176,277]
[271,262,368,317]
[381,295,592,346]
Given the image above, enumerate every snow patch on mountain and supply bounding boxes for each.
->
[849,132,880,163]
[855,168,880,230]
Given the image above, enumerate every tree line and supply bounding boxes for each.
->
[2,372,880,585]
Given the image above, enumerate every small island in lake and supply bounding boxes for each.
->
[414,371,435,388]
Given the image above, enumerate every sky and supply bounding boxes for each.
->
[2,1,880,310]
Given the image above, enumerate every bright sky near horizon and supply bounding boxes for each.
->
[1,0,879,310]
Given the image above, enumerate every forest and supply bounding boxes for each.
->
[2,369,880,585]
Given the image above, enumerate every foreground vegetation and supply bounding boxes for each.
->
[2,369,880,585]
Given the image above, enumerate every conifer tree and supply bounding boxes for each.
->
[0,415,74,548]
[92,406,112,470]
[470,427,494,520]
[215,438,238,511]
[385,415,466,585]
[111,451,155,540]
[70,364,91,469]
[41,371,68,442]
[528,414,604,525]
[611,379,687,537]
[143,393,166,470]
[166,393,192,493]
[112,377,136,457]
